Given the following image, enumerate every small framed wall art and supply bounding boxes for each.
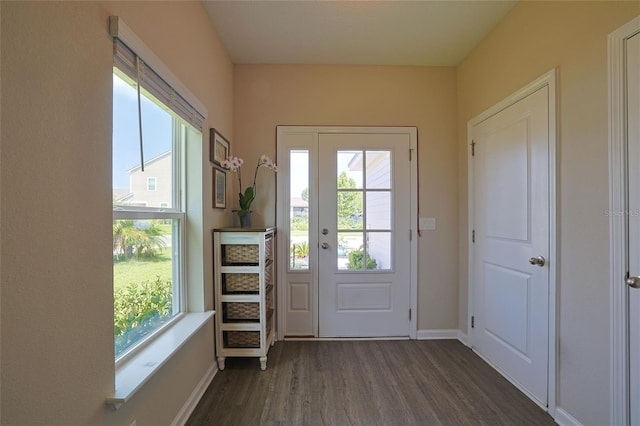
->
[213,168,227,209]
[210,129,230,166]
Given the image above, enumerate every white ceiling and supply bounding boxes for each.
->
[202,0,517,66]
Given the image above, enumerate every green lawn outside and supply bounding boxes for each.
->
[156,223,172,235]
[113,248,172,291]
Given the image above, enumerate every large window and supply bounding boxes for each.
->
[112,69,189,359]
[110,20,206,360]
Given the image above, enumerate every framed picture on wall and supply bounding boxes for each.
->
[210,129,230,166]
[213,168,226,209]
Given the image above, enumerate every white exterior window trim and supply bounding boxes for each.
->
[609,15,640,426]
[466,69,558,417]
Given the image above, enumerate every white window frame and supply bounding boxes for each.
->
[112,78,188,365]
[147,176,157,191]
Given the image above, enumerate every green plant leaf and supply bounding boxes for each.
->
[239,186,255,211]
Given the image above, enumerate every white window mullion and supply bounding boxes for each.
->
[113,210,184,221]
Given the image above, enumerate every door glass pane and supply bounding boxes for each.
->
[366,232,391,270]
[366,150,391,189]
[337,151,363,189]
[335,150,394,270]
[337,190,363,230]
[366,191,391,229]
[290,150,309,270]
[338,232,363,270]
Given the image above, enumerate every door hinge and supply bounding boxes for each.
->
[409,148,413,161]
[409,309,412,321]
[409,229,412,241]
[472,230,475,243]
[471,140,476,156]
[471,316,475,328]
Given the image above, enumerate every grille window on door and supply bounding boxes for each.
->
[337,150,392,271]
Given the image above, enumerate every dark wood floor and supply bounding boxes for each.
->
[187,340,555,425]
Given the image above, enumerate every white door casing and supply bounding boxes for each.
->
[627,32,640,426]
[276,126,418,339]
[468,70,557,412]
[609,16,640,426]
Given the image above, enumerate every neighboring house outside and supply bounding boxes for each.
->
[112,188,130,203]
[290,197,308,217]
[115,151,172,208]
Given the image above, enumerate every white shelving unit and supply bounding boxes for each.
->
[213,227,276,370]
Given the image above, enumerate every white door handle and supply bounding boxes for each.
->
[626,275,640,288]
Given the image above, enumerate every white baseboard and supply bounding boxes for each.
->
[457,331,469,346]
[554,408,583,426]
[172,363,218,426]
[416,329,460,340]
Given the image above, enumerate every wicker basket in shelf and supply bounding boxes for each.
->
[225,331,260,348]
[264,263,273,287]
[265,286,274,311]
[224,302,260,321]
[265,237,273,261]
[224,244,259,264]
[223,273,260,293]
[266,316,273,338]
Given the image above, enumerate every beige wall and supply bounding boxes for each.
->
[233,65,459,330]
[1,1,232,424]
[456,1,639,423]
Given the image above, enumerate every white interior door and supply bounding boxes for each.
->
[626,31,640,426]
[471,86,550,406]
[318,133,411,337]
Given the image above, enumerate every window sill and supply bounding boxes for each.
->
[105,311,215,410]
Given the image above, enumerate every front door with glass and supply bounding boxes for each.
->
[317,133,411,337]
[277,127,415,338]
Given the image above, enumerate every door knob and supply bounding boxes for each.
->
[321,242,329,249]
[529,256,546,267]
[626,275,640,288]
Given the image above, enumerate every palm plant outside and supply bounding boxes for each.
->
[113,220,166,260]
